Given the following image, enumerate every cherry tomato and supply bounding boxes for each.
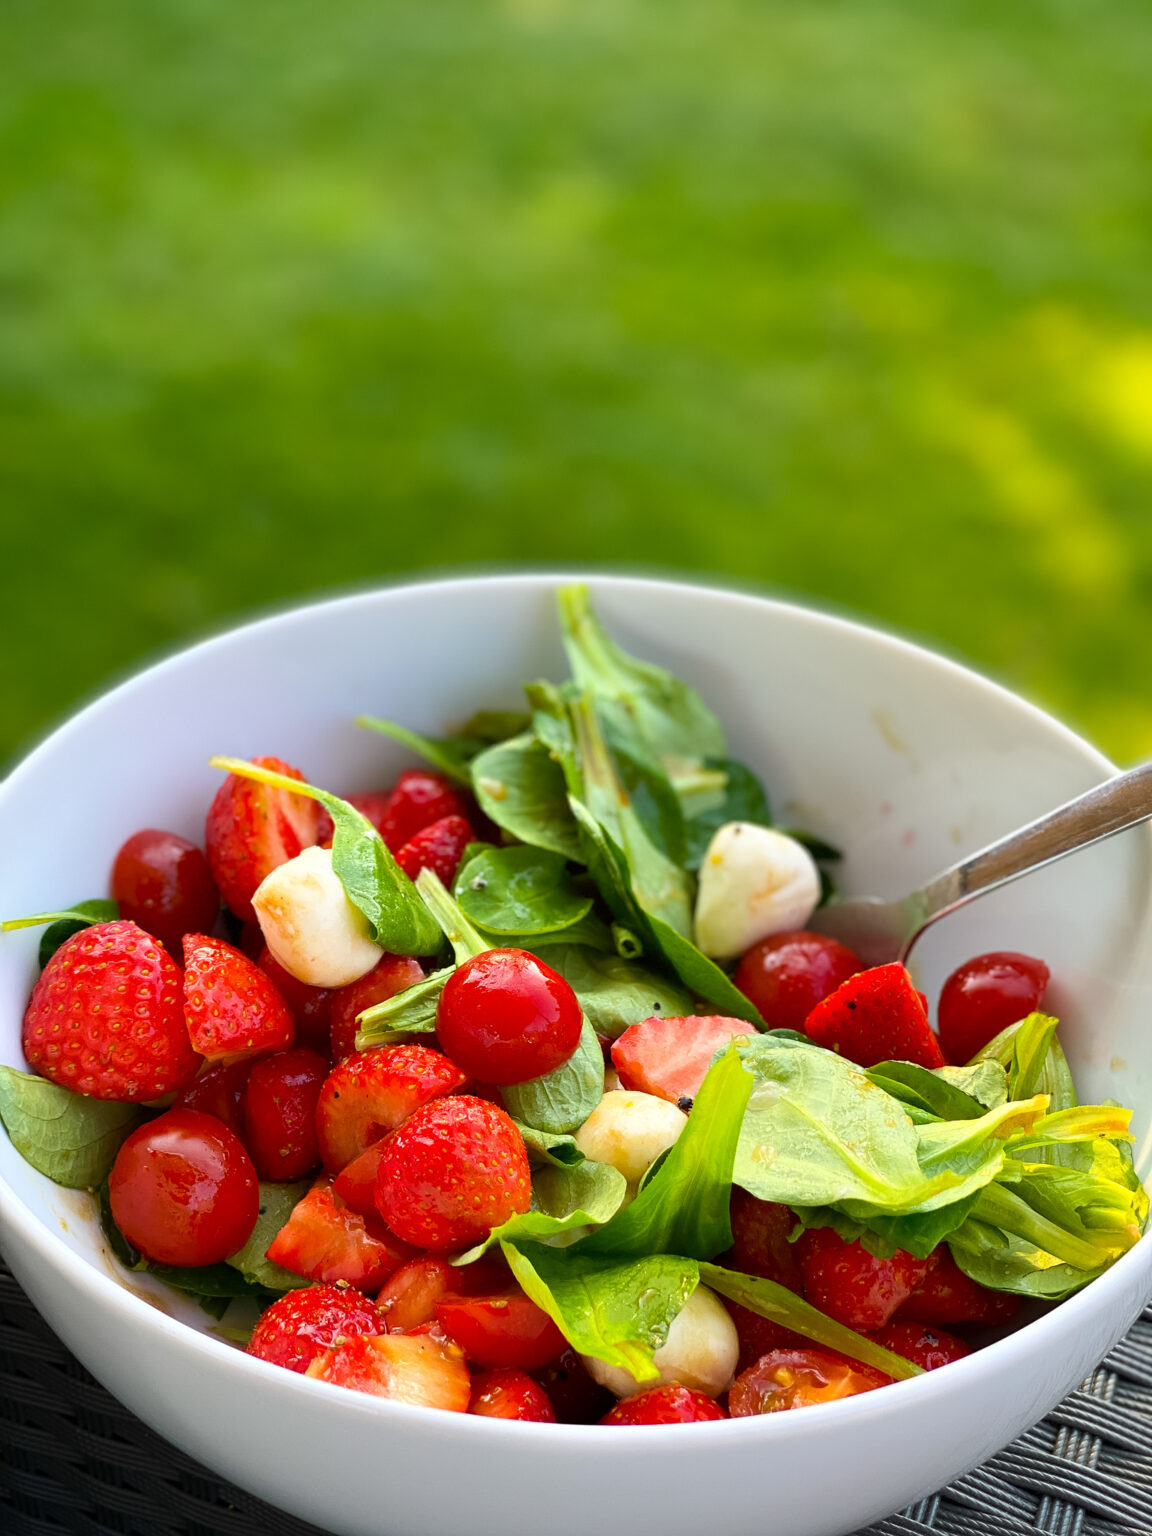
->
[601,1385,727,1425]
[257,948,334,1058]
[436,1291,568,1370]
[437,949,583,1084]
[531,1348,615,1424]
[173,1059,252,1138]
[728,1188,804,1291]
[937,951,1050,1063]
[469,1367,556,1422]
[867,1321,971,1371]
[733,931,862,1030]
[108,1108,259,1266]
[243,1048,328,1180]
[111,829,220,954]
[728,1349,889,1416]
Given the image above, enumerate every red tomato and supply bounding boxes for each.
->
[602,1385,727,1425]
[868,1321,971,1371]
[328,954,425,1063]
[437,949,583,1084]
[108,1108,259,1266]
[469,1368,556,1422]
[937,951,1050,1064]
[257,948,334,1058]
[733,930,861,1030]
[173,1059,252,1138]
[728,1349,890,1415]
[111,829,220,955]
[435,1292,568,1370]
[243,1048,328,1181]
[531,1348,615,1424]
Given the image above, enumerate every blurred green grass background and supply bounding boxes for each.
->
[2,0,1151,768]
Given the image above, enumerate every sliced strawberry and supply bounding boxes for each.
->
[375,1096,531,1251]
[797,1227,929,1332]
[376,1252,508,1333]
[867,1321,971,1371]
[306,1332,471,1411]
[265,1180,417,1293]
[727,1189,804,1292]
[378,770,469,854]
[316,1044,468,1174]
[22,920,200,1102]
[328,955,426,1063]
[602,1386,727,1425]
[182,933,295,1062]
[257,947,334,1058]
[436,1291,567,1370]
[333,1137,390,1217]
[803,963,945,1069]
[469,1368,556,1422]
[396,815,475,888]
[894,1246,1020,1327]
[611,1015,754,1106]
[174,1058,252,1137]
[205,755,320,924]
[246,1283,380,1374]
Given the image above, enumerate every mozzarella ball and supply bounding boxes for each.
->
[573,1090,687,1184]
[694,822,821,961]
[583,1284,739,1399]
[253,845,383,988]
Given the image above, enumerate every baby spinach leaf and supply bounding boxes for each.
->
[209,758,441,956]
[354,966,452,1050]
[226,1180,312,1292]
[500,1017,604,1135]
[502,1242,699,1380]
[0,1067,140,1189]
[698,1265,921,1381]
[682,758,773,870]
[470,734,583,862]
[455,846,592,937]
[866,1059,1008,1121]
[3,901,121,968]
[530,943,693,1041]
[147,1262,276,1301]
[356,716,485,785]
[520,909,614,954]
[646,913,765,1026]
[514,1123,586,1168]
[533,1159,628,1226]
[581,1045,752,1261]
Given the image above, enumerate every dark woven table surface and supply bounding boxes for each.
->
[3,1257,1152,1536]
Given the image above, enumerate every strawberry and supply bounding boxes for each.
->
[205,755,320,924]
[601,1386,727,1425]
[182,933,295,1061]
[395,815,475,889]
[316,791,393,848]
[375,1096,531,1251]
[436,1291,567,1370]
[306,1332,471,1411]
[246,1283,381,1374]
[22,920,200,1102]
[803,963,945,1069]
[316,1044,468,1174]
[727,1189,804,1292]
[375,1252,509,1333]
[332,1137,389,1217]
[328,954,425,1063]
[611,1015,754,1107]
[378,770,469,854]
[469,1368,556,1422]
[265,1180,417,1293]
[797,1227,929,1332]
[257,947,334,1058]
[867,1321,971,1371]
[174,1058,253,1136]
[894,1246,1020,1327]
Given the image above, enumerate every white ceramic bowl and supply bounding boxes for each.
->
[2,574,1151,1536]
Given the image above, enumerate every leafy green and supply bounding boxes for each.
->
[455,844,592,937]
[582,1045,752,1261]
[698,1265,921,1380]
[530,943,692,1041]
[413,867,487,962]
[226,1180,311,1292]
[645,911,765,1026]
[503,1242,699,1380]
[2,900,122,968]
[682,757,772,869]
[532,1159,629,1226]
[866,1059,1008,1121]
[500,1017,604,1134]
[470,733,583,861]
[0,1067,140,1188]
[514,1123,586,1168]
[975,1012,1076,1112]
[209,757,441,956]
[354,965,452,1049]
[356,715,485,784]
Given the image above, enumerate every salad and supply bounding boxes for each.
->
[0,584,1145,1427]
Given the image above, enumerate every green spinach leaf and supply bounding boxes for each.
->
[532,1159,629,1226]
[455,845,592,937]
[866,1059,1008,1121]
[2,900,122,968]
[530,943,692,1041]
[356,716,485,784]
[514,1123,586,1168]
[226,1180,312,1292]
[0,1067,140,1188]
[682,758,773,869]
[354,965,453,1049]
[500,1017,604,1134]
[470,734,583,861]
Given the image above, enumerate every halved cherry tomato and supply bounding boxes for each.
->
[728,1349,890,1415]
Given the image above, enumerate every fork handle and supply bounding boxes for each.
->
[918,760,1152,923]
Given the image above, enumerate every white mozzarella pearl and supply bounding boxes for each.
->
[583,1284,739,1399]
[573,1090,688,1185]
[252,844,383,988]
[694,822,821,961]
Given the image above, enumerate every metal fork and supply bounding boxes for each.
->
[808,761,1152,965]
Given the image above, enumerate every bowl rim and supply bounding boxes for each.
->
[1,569,1147,1455]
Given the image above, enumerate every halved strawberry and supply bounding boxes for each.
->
[246,1283,381,1374]
[375,1252,510,1334]
[316,1044,469,1174]
[894,1246,1020,1327]
[378,770,469,854]
[257,947,333,1058]
[306,1332,471,1411]
[328,955,425,1063]
[797,1227,929,1332]
[332,1136,389,1217]
[182,933,295,1061]
[265,1180,417,1293]
[205,755,320,924]
[469,1368,556,1422]
[611,1015,754,1106]
[436,1292,567,1371]
[395,815,475,889]
[803,963,945,1069]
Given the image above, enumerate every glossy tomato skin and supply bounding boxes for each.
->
[436,1292,567,1370]
[728,1349,890,1416]
[111,829,220,955]
[437,949,583,1084]
[244,1048,328,1181]
[937,951,1050,1064]
[108,1108,259,1266]
[256,948,334,1058]
[173,1059,252,1139]
[733,931,862,1030]
[602,1385,727,1425]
